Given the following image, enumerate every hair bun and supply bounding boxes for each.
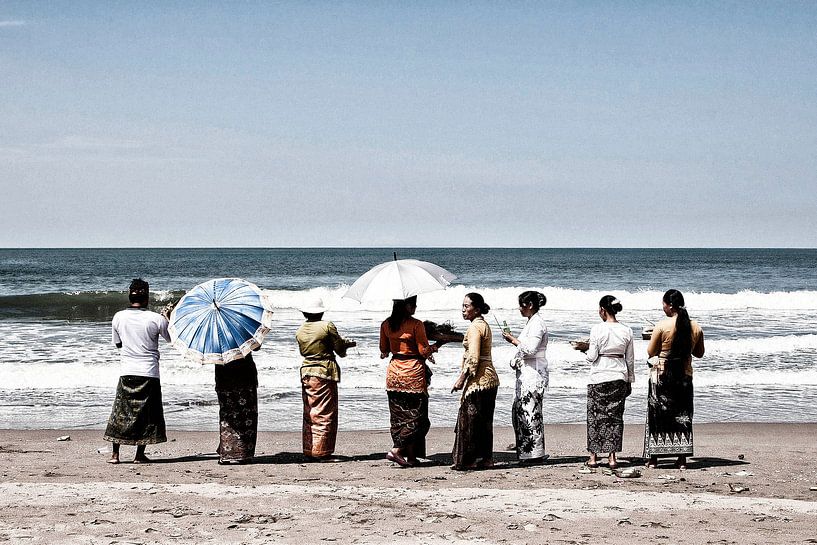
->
[465,292,490,315]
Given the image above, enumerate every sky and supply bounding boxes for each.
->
[1,2,816,248]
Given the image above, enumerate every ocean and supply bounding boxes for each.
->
[1,248,816,431]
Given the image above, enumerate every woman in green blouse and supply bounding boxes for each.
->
[295,298,356,461]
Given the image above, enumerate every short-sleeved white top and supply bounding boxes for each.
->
[111,308,171,378]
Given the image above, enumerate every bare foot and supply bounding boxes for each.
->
[608,454,618,469]
[133,455,152,464]
[646,457,658,469]
[107,455,120,464]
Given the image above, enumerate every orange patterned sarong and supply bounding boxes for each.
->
[301,376,338,458]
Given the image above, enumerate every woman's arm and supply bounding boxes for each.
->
[327,322,353,358]
[585,327,600,363]
[451,371,467,392]
[453,322,482,392]
[463,323,482,376]
[646,324,662,358]
[379,321,390,359]
[692,329,705,358]
[414,320,438,359]
[625,332,635,382]
[515,319,546,355]
[112,319,122,349]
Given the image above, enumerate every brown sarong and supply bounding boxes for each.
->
[587,379,628,454]
[452,387,497,469]
[387,390,430,458]
[215,356,258,462]
[301,375,339,458]
[103,375,166,446]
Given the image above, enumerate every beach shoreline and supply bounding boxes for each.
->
[2,423,816,543]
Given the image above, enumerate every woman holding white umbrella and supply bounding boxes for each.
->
[380,295,441,467]
[344,256,456,468]
[344,253,456,467]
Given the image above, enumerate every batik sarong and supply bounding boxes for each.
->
[215,357,258,462]
[512,367,546,460]
[644,374,693,457]
[452,387,497,469]
[104,375,167,445]
[302,375,339,458]
[387,391,430,458]
[587,379,628,453]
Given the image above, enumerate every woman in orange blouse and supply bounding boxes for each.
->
[380,295,440,467]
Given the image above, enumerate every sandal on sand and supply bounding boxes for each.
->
[386,451,412,468]
[451,462,479,471]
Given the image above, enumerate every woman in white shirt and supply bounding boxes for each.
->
[502,291,549,464]
[584,295,634,469]
[104,278,171,464]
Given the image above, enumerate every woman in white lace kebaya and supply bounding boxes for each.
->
[501,291,549,463]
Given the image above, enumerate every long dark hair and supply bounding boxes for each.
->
[599,295,622,316]
[465,292,490,315]
[519,290,547,312]
[664,289,692,361]
[387,295,417,332]
[129,278,149,305]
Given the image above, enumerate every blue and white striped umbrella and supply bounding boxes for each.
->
[169,278,274,364]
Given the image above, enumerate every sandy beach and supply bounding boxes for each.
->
[1,423,816,544]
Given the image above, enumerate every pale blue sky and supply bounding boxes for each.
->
[1,2,815,247]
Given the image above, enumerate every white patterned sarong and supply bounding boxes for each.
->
[511,352,548,459]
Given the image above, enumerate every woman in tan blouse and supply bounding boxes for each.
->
[451,292,499,470]
[644,289,705,470]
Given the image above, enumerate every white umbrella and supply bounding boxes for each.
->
[343,258,457,303]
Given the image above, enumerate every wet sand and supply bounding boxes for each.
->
[1,423,816,544]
